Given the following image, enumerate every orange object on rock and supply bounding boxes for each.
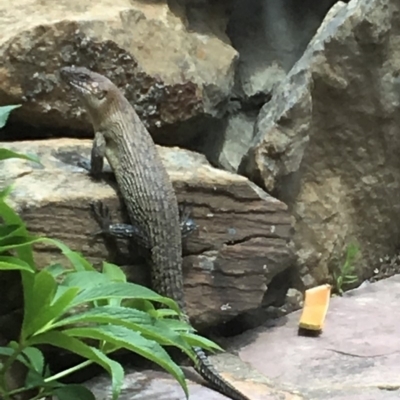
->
[298,284,331,333]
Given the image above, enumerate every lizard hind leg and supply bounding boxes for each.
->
[90,200,150,249]
[91,200,198,245]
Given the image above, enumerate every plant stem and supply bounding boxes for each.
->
[44,359,93,383]
[0,344,24,400]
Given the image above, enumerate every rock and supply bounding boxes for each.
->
[85,274,400,400]
[210,111,258,173]
[0,139,293,328]
[240,0,400,285]
[201,0,339,174]
[0,0,237,144]
[227,0,338,98]
[233,275,400,400]
[85,357,301,400]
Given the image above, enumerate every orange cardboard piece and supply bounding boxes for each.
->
[299,284,331,331]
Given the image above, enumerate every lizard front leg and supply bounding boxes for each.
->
[90,201,150,249]
[78,132,106,179]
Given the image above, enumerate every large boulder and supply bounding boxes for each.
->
[0,139,294,328]
[0,0,237,144]
[209,0,338,172]
[240,0,400,285]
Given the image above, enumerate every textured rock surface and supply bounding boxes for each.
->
[0,0,348,169]
[234,275,400,400]
[0,0,237,144]
[227,0,337,98]
[85,364,301,400]
[85,274,400,400]
[241,0,400,285]
[0,139,293,328]
[208,0,338,175]
[213,111,258,173]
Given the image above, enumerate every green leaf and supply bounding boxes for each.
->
[25,286,80,337]
[44,286,81,324]
[0,184,14,200]
[53,306,194,359]
[61,271,109,288]
[124,298,156,313]
[23,270,57,338]
[101,263,127,307]
[70,282,179,312]
[54,384,96,400]
[0,198,34,266]
[0,255,35,272]
[346,243,359,260]
[343,276,358,284]
[333,242,360,294]
[154,309,181,319]
[102,262,127,283]
[1,347,47,392]
[0,346,14,357]
[180,332,223,352]
[53,306,153,328]
[0,224,23,242]
[65,325,188,398]
[0,148,41,164]
[60,271,114,308]
[41,238,96,272]
[24,368,48,390]
[44,263,71,278]
[0,105,21,128]
[0,235,40,253]
[0,198,25,227]
[0,346,19,359]
[0,346,29,368]
[3,236,96,272]
[156,317,192,332]
[29,331,124,400]
[21,347,45,374]
[89,348,124,400]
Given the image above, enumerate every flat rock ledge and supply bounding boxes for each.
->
[0,139,293,327]
[83,275,400,399]
[235,275,400,400]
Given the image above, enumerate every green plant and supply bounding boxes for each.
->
[0,105,221,400]
[332,243,360,295]
[0,105,21,129]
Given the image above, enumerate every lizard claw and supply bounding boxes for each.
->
[181,217,198,238]
[89,201,112,236]
[179,202,198,238]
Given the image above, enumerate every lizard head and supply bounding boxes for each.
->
[60,66,114,120]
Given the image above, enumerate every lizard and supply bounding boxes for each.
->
[59,66,252,400]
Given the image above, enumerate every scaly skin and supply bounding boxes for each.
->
[60,66,252,400]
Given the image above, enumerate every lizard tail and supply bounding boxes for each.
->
[193,346,252,400]
[179,311,251,399]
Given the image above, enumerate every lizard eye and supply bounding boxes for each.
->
[77,73,88,81]
[97,90,108,100]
